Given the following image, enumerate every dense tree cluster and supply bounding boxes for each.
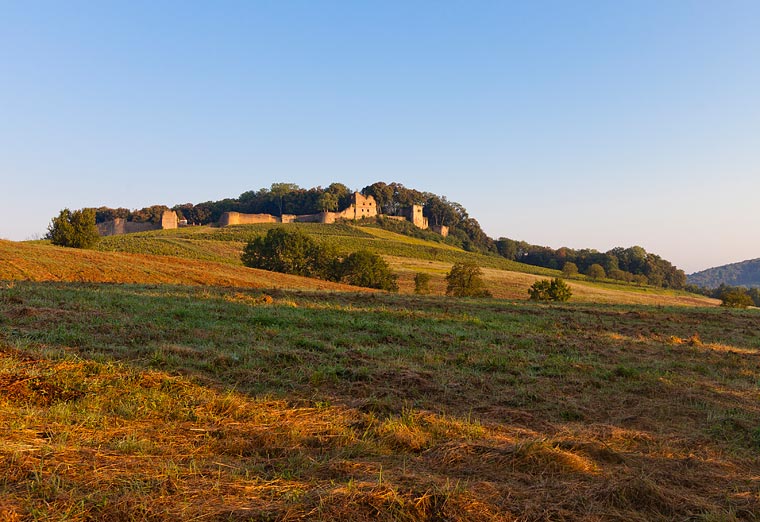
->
[495,239,686,289]
[92,205,170,224]
[241,228,398,291]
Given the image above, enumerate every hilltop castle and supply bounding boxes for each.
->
[219,192,448,236]
[97,192,448,237]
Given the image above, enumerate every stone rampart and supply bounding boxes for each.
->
[97,211,179,237]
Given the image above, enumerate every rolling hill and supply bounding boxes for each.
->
[2,222,717,306]
[688,258,760,288]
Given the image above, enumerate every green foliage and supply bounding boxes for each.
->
[587,264,606,280]
[561,262,579,277]
[47,208,100,249]
[528,278,572,302]
[445,262,491,297]
[720,288,754,308]
[414,272,431,295]
[498,239,685,289]
[241,228,335,279]
[338,250,398,291]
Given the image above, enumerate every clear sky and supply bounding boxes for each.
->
[1,1,758,273]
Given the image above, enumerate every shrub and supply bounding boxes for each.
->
[561,262,579,277]
[445,262,491,297]
[586,263,606,280]
[414,273,431,295]
[528,278,572,302]
[47,208,100,249]
[339,250,398,291]
[242,228,334,279]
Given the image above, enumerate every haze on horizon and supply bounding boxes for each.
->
[1,1,758,274]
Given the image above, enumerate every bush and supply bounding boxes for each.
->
[528,278,572,302]
[242,228,337,279]
[586,263,606,280]
[47,208,100,249]
[445,262,491,297]
[561,262,579,277]
[339,250,398,291]
[414,273,431,294]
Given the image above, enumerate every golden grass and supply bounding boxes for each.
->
[0,240,370,293]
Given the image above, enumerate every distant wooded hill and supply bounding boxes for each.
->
[688,259,760,288]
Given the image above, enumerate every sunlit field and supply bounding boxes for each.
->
[1,279,757,520]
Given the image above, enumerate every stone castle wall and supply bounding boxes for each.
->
[219,192,379,228]
[97,211,179,237]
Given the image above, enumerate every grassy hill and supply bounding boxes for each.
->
[88,223,715,306]
[688,258,760,288]
[2,224,750,520]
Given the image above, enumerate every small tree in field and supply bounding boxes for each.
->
[339,250,398,291]
[528,278,572,302]
[47,208,100,249]
[562,262,579,277]
[586,263,606,280]
[414,272,431,294]
[445,262,491,297]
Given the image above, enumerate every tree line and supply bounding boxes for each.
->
[495,240,686,289]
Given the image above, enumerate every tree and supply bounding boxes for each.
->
[720,288,753,308]
[445,262,491,297]
[241,228,326,277]
[414,272,431,294]
[528,278,572,302]
[587,264,606,280]
[339,250,398,291]
[47,208,100,249]
[269,183,300,216]
[317,192,339,212]
[562,262,579,277]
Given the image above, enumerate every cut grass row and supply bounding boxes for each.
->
[0,281,758,520]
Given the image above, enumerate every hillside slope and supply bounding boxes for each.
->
[0,240,368,292]
[688,258,760,288]
[2,235,718,306]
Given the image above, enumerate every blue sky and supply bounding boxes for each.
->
[1,1,758,273]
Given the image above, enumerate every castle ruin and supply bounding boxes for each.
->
[219,192,379,226]
[219,192,448,236]
[97,210,178,237]
[97,192,448,237]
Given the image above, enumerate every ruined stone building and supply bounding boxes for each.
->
[219,192,378,226]
[97,210,178,237]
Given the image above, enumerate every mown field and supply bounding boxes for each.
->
[0,280,758,520]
